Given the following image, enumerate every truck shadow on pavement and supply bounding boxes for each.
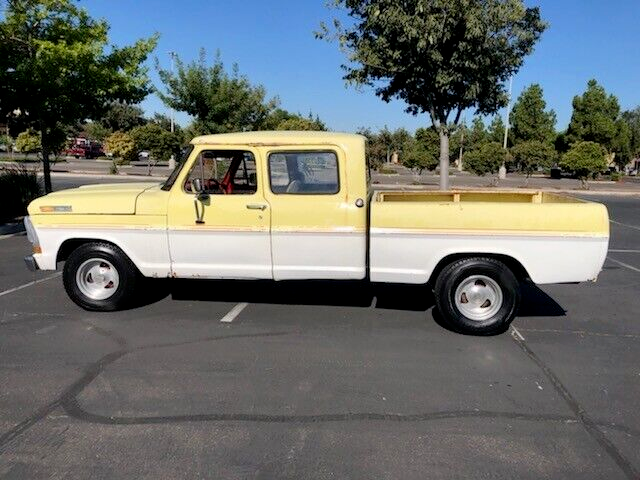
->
[142,277,566,320]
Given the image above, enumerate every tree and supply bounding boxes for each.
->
[463,142,506,177]
[82,122,110,142]
[566,80,620,150]
[15,129,41,155]
[403,135,438,175]
[157,49,277,135]
[560,141,607,189]
[273,114,326,131]
[510,84,556,144]
[621,107,640,158]
[511,140,555,180]
[488,115,507,144]
[467,117,488,151]
[0,0,157,192]
[104,131,137,164]
[611,120,632,171]
[98,102,146,132]
[130,124,182,162]
[318,0,546,189]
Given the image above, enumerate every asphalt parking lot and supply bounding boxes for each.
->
[0,193,639,479]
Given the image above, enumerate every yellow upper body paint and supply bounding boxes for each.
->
[28,131,607,239]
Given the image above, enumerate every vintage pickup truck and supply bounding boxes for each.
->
[24,131,610,334]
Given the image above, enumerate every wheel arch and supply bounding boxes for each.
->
[56,238,138,273]
[428,252,530,285]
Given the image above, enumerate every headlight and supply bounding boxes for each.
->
[23,216,39,246]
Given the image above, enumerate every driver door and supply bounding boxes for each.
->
[167,147,272,279]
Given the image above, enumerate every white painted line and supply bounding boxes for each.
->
[220,302,249,323]
[610,220,640,231]
[0,273,61,298]
[511,326,525,342]
[608,257,640,274]
[609,249,640,253]
[0,231,25,240]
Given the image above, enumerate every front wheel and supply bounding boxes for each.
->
[434,257,521,335]
[63,242,140,311]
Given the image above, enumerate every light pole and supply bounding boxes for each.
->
[499,76,513,180]
[168,51,177,170]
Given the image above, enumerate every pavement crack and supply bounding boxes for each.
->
[510,327,639,480]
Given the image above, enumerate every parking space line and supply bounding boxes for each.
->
[607,257,640,274]
[0,273,62,298]
[220,302,249,323]
[610,219,640,231]
[609,249,640,253]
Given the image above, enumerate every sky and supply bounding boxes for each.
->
[82,0,640,133]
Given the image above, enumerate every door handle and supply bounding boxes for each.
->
[246,203,267,211]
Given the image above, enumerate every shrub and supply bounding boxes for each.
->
[510,141,556,177]
[559,141,607,189]
[378,166,396,174]
[0,167,43,222]
[463,142,506,176]
[610,171,621,182]
[15,129,41,155]
[104,131,137,164]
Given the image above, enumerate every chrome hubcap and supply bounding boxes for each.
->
[76,258,119,301]
[454,275,503,322]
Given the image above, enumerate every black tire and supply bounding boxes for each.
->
[434,257,520,335]
[63,242,140,311]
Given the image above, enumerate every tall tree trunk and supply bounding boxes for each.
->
[40,125,52,193]
[438,130,450,190]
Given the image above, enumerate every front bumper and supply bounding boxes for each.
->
[24,255,39,272]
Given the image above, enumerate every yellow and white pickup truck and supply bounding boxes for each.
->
[24,131,610,334]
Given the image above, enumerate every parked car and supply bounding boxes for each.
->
[23,131,610,334]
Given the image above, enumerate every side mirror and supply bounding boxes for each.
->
[192,178,204,194]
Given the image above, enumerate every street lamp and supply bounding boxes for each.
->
[499,76,513,180]
[168,51,178,170]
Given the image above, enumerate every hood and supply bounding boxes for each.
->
[28,182,161,215]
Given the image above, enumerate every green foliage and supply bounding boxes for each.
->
[318,0,546,187]
[15,129,41,155]
[357,126,413,170]
[273,114,327,131]
[464,142,507,176]
[403,139,438,174]
[488,115,507,144]
[105,131,137,164]
[157,49,277,134]
[0,0,157,192]
[130,124,183,162]
[83,122,111,142]
[510,84,556,143]
[511,141,556,176]
[97,102,146,132]
[566,80,620,150]
[612,120,632,171]
[621,107,640,158]
[610,171,621,182]
[0,135,12,151]
[467,117,488,150]
[560,141,607,188]
[0,167,42,222]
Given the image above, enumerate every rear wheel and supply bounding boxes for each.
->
[63,242,140,311]
[434,257,520,335]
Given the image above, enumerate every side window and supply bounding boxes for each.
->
[268,151,339,194]
[184,150,257,195]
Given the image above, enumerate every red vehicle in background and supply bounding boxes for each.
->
[64,137,104,159]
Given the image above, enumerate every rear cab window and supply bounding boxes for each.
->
[268,151,339,194]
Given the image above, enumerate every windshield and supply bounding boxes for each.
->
[161,145,194,191]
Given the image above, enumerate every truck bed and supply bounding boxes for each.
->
[369,190,610,285]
